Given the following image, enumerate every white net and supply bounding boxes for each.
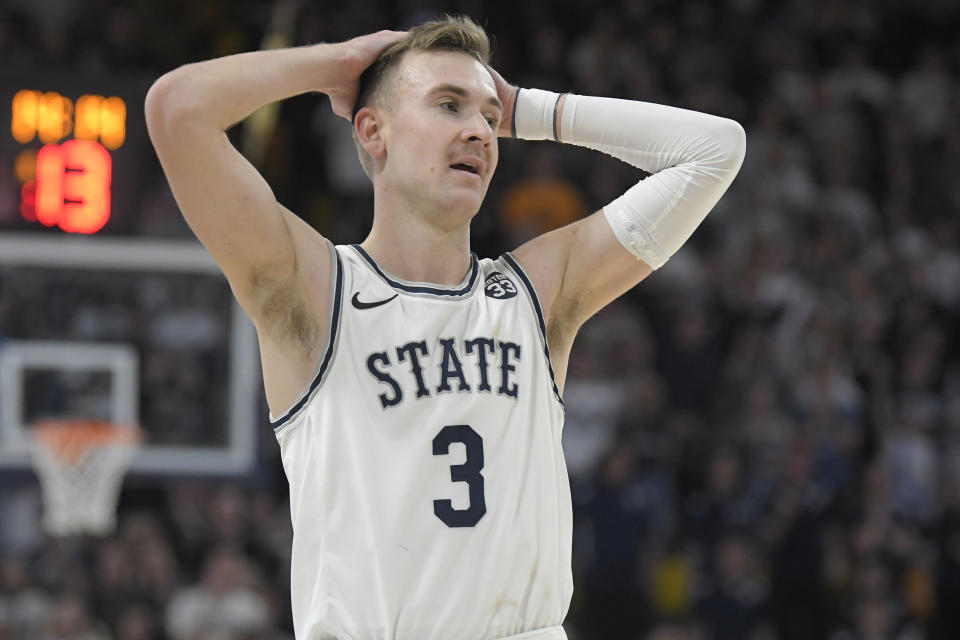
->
[29,421,141,537]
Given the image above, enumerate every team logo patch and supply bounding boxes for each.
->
[484,272,517,299]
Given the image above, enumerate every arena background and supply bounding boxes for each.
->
[1,0,959,639]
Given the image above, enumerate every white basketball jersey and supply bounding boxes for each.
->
[273,243,572,640]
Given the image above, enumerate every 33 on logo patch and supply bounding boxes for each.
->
[484,272,517,299]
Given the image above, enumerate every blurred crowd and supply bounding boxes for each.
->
[1,0,958,639]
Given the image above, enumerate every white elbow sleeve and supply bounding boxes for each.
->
[513,88,746,270]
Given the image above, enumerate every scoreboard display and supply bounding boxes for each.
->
[2,72,150,235]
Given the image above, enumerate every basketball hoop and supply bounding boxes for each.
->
[29,419,142,537]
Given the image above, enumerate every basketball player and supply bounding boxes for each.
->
[145,16,744,640]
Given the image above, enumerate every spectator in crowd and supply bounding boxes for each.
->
[165,546,273,640]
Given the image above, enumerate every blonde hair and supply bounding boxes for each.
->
[352,15,492,178]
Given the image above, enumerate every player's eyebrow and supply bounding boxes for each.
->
[430,84,503,112]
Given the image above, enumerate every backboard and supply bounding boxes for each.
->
[0,233,259,474]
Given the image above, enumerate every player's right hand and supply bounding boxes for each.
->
[327,30,406,121]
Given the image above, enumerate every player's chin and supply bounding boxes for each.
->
[439,186,486,219]
[446,172,488,196]
[462,181,491,207]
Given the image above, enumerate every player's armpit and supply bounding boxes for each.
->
[508,212,647,393]
[512,209,652,334]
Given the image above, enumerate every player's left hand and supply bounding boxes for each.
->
[485,65,518,138]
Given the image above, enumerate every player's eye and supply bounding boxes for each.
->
[485,114,498,127]
[440,100,458,113]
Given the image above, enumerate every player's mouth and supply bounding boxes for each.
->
[449,157,485,178]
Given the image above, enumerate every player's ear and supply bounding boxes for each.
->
[355,107,386,162]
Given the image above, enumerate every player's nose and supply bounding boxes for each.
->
[460,111,493,145]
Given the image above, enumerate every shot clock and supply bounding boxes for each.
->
[3,72,149,235]
[14,90,121,233]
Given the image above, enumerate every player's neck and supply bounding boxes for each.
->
[362,204,472,287]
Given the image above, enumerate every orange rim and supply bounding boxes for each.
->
[32,419,142,464]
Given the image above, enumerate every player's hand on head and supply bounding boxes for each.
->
[484,65,518,138]
[328,30,407,120]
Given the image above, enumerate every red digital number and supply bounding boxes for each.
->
[33,140,112,234]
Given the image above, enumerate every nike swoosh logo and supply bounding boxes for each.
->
[351,292,398,310]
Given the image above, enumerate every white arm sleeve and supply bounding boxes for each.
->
[514,89,746,270]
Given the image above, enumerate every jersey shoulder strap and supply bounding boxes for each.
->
[271,239,344,431]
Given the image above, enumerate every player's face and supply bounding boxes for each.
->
[381,50,501,225]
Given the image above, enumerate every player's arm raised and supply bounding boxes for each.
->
[492,72,746,378]
[144,32,403,321]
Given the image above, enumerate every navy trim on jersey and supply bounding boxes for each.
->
[351,244,480,297]
[272,249,344,431]
[501,253,564,407]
